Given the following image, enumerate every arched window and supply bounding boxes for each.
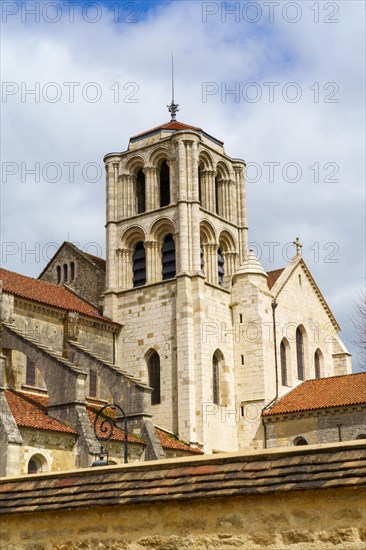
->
[212,354,220,405]
[148,352,161,405]
[27,454,47,474]
[280,340,288,386]
[296,327,305,380]
[26,356,36,386]
[159,161,170,207]
[162,234,176,280]
[63,263,68,283]
[89,370,97,397]
[136,169,146,214]
[217,247,224,286]
[356,434,366,440]
[132,241,146,287]
[56,265,61,284]
[314,349,321,379]
[70,261,75,282]
[294,437,308,446]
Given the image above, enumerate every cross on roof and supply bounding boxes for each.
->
[293,237,303,255]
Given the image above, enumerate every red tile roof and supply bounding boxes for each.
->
[0,268,117,325]
[156,427,203,454]
[86,406,144,445]
[130,120,203,140]
[5,391,77,435]
[267,268,285,289]
[263,373,366,416]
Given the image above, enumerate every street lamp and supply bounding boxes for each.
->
[92,403,128,466]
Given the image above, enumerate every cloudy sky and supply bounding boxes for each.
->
[1,0,365,369]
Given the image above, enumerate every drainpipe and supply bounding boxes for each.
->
[261,299,279,449]
[271,299,279,400]
[337,423,342,442]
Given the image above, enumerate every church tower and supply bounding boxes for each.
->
[103,112,248,452]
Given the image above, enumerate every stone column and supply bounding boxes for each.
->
[176,140,189,273]
[117,248,133,290]
[191,141,201,272]
[229,178,237,223]
[145,240,159,283]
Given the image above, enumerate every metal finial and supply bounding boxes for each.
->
[293,237,303,255]
[167,53,180,121]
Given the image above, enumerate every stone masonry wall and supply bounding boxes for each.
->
[1,487,365,550]
[265,407,366,448]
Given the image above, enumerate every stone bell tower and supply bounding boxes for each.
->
[103,106,248,452]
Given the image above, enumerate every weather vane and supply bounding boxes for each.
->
[167,53,180,121]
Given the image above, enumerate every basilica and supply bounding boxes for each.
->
[1,111,365,477]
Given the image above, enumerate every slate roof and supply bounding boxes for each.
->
[0,268,117,325]
[1,441,364,514]
[263,373,366,416]
[5,390,77,435]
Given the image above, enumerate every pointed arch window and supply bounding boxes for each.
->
[280,340,288,386]
[63,263,68,283]
[217,247,225,286]
[136,169,146,214]
[132,241,146,287]
[314,349,321,379]
[159,161,170,207]
[162,234,176,280]
[212,354,220,405]
[26,357,36,386]
[148,352,161,405]
[296,328,305,380]
[198,167,202,204]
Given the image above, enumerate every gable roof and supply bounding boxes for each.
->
[263,372,366,416]
[267,268,285,289]
[269,255,340,330]
[0,268,117,325]
[129,120,224,146]
[5,390,77,435]
[38,241,106,279]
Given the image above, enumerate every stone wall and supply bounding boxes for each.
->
[1,442,365,550]
[40,244,106,307]
[264,406,366,448]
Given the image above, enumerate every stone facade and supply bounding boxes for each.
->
[39,242,106,308]
[102,121,352,453]
[264,406,366,448]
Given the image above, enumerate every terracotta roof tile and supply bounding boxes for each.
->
[5,391,77,435]
[156,427,203,454]
[263,373,366,416]
[0,268,116,325]
[86,406,144,445]
[267,268,285,289]
[130,120,203,140]
[1,441,365,514]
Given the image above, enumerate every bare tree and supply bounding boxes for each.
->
[351,289,366,371]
